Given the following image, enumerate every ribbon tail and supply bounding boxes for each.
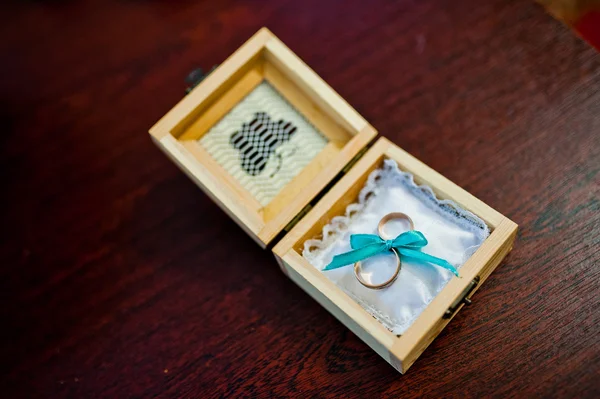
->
[398,248,460,277]
[323,244,385,271]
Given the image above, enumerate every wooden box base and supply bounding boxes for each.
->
[273,137,517,373]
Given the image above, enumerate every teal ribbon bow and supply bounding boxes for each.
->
[323,230,459,276]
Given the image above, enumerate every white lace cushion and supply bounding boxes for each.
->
[302,159,490,335]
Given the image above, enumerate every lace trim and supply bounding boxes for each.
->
[303,159,490,263]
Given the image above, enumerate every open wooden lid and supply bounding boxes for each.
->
[150,28,376,247]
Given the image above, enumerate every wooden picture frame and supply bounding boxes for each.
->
[150,28,376,247]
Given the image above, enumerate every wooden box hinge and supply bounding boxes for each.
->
[274,138,376,244]
[342,144,371,174]
[283,203,313,234]
[443,276,480,319]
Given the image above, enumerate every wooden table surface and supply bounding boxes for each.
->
[1,0,599,397]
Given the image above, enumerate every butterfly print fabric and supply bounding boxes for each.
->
[199,82,328,206]
[230,112,297,176]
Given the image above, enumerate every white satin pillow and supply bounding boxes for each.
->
[302,159,489,334]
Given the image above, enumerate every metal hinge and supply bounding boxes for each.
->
[185,65,219,94]
[342,144,370,174]
[283,204,313,233]
[277,140,375,238]
[443,276,480,319]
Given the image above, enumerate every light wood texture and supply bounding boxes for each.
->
[273,137,518,373]
[149,28,377,247]
[181,141,264,215]
[257,125,375,244]
[263,62,351,146]
[263,142,340,222]
[263,35,369,135]
[284,138,390,253]
[150,28,270,140]
[177,65,264,141]
[155,135,266,246]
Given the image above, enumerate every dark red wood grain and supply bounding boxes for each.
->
[1,0,599,397]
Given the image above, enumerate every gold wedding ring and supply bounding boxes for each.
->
[353,212,415,290]
[354,248,401,289]
[378,212,414,239]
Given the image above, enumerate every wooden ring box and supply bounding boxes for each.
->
[149,28,518,374]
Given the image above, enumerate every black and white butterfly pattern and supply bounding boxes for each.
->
[229,112,297,176]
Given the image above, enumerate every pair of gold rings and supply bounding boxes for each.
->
[353,212,414,290]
